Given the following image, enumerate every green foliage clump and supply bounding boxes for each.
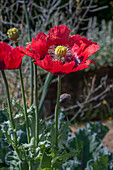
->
[0,102,112,169]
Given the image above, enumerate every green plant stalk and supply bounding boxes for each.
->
[34,64,39,147]
[39,72,54,116]
[23,0,33,105]
[55,75,61,147]
[19,67,30,143]
[1,70,22,169]
[1,70,17,143]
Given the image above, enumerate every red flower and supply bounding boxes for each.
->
[0,42,24,70]
[25,25,99,75]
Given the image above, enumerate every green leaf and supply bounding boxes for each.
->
[16,130,27,144]
[14,113,26,131]
[52,150,76,169]
[62,160,81,170]
[27,105,36,138]
[58,121,69,149]
[45,122,56,145]
[12,99,24,114]
[37,146,52,169]
[108,151,113,170]
[85,155,108,170]
[0,110,8,124]
[41,151,52,169]
[39,72,54,115]
[22,137,34,148]
[72,128,102,169]
[86,121,109,140]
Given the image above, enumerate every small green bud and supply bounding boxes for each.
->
[7,28,19,41]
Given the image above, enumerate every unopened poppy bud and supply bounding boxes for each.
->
[55,45,67,57]
[7,28,19,41]
[60,93,71,103]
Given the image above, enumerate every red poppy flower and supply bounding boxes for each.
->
[25,25,99,75]
[0,42,24,70]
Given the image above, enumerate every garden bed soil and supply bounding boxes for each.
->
[70,120,113,151]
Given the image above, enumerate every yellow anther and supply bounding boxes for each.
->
[7,28,19,41]
[55,46,67,57]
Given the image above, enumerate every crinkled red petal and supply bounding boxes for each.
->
[48,25,70,45]
[4,46,24,70]
[24,44,40,60]
[72,59,94,72]
[70,35,99,63]
[0,42,25,70]
[31,32,49,58]
[0,42,12,61]
[69,34,82,47]
[34,55,77,75]
[34,55,63,73]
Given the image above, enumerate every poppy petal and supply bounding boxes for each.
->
[48,25,70,45]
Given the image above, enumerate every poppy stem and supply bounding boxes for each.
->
[1,70,17,143]
[1,70,22,169]
[34,64,39,147]
[55,75,61,147]
[19,67,30,144]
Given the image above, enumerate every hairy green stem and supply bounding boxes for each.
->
[19,67,30,143]
[34,64,39,147]
[1,70,22,169]
[55,75,61,147]
[23,0,33,105]
[1,70,17,143]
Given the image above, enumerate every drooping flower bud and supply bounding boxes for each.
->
[60,93,71,103]
[55,45,67,57]
[7,28,19,41]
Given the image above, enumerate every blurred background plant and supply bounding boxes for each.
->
[61,75,113,122]
[0,0,113,122]
[86,18,113,70]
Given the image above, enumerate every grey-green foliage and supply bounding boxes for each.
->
[86,121,109,140]
[62,121,110,170]
[0,103,112,170]
[86,17,113,70]
[0,102,76,169]
[108,151,113,170]
[85,147,108,170]
[86,155,108,170]
[63,128,102,169]
[0,110,9,167]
